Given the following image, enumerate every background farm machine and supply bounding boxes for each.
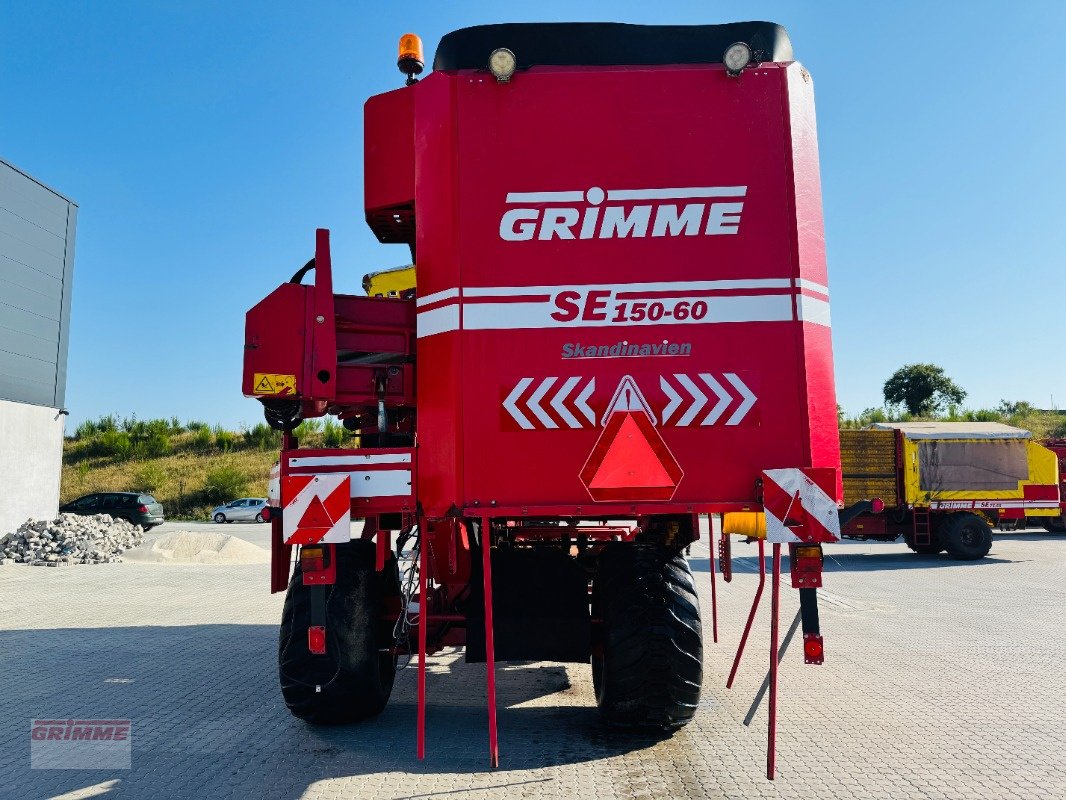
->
[1037,438,1066,532]
[839,423,1063,553]
[243,22,865,779]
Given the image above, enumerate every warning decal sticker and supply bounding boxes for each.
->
[252,373,297,396]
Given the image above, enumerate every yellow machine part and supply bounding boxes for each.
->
[363,264,416,297]
[722,511,767,539]
[901,437,1060,516]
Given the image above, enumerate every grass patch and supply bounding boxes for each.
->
[62,431,277,521]
[62,415,359,521]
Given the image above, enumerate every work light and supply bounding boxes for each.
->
[723,42,752,76]
[489,48,517,82]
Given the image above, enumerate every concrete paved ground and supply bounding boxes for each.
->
[1,526,1063,799]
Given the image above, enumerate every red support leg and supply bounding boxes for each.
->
[709,515,718,644]
[767,543,782,780]
[726,538,765,688]
[376,527,390,572]
[480,516,500,768]
[416,521,428,760]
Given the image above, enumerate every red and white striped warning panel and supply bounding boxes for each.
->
[282,474,351,545]
[502,373,757,430]
[763,468,840,544]
[659,373,756,426]
[503,377,597,429]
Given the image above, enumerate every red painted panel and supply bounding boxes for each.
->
[364,88,414,213]
[413,75,463,517]
[398,63,839,512]
[1023,484,1059,501]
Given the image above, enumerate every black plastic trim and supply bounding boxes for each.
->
[433,21,792,72]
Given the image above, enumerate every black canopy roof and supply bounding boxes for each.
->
[433,21,792,71]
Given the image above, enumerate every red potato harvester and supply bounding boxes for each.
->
[243,22,877,779]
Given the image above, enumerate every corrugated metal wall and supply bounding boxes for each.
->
[0,159,77,408]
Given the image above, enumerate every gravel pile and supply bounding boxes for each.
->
[0,513,146,566]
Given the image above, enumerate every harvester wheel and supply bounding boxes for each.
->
[591,544,702,730]
[943,513,993,560]
[904,531,944,555]
[278,540,399,724]
[1044,516,1066,534]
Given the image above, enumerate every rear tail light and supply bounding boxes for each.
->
[138,505,149,513]
[803,634,824,664]
[301,546,326,573]
[307,626,326,655]
[790,543,824,588]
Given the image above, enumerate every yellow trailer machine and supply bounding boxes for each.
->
[839,422,1060,559]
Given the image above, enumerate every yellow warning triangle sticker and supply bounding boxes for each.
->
[255,375,275,393]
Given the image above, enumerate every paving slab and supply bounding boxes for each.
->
[0,529,1063,799]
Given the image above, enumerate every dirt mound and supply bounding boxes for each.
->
[125,531,269,565]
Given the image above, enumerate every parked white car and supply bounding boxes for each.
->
[211,498,268,523]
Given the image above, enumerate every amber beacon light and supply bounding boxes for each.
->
[398,33,424,85]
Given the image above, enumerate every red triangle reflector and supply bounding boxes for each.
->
[580,411,683,501]
[298,494,333,530]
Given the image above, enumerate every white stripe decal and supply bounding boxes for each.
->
[415,279,832,337]
[344,470,412,498]
[462,278,790,298]
[289,454,412,468]
[506,190,585,203]
[606,186,747,201]
[930,500,1060,509]
[796,278,830,297]
[797,295,831,328]
[416,287,460,307]
[463,294,794,331]
[417,305,460,338]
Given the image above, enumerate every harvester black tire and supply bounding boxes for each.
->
[942,513,993,560]
[278,540,399,725]
[591,544,702,730]
[904,532,944,555]
[1044,517,1066,534]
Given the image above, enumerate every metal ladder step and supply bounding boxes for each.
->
[912,508,932,546]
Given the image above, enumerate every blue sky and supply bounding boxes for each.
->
[2,1,1064,429]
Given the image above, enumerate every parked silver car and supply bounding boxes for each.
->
[211,498,268,523]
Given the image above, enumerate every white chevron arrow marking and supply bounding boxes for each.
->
[528,377,558,429]
[723,373,757,425]
[700,373,732,426]
[503,378,534,429]
[675,374,707,427]
[551,376,582,428]
[575,378,596,426]
[660,376,682,424]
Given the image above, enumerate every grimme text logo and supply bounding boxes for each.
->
[500,185,746,241]
[30,719,132,769]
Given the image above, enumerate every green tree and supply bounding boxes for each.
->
[883,364,966,416]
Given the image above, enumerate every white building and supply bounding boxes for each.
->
[0,158,77,534]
